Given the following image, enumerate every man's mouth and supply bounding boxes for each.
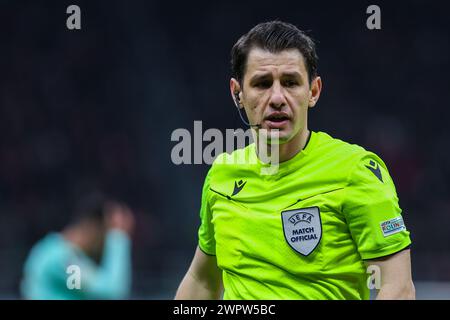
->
[263,112,290,128]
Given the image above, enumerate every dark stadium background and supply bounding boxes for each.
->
[0,0,449,298]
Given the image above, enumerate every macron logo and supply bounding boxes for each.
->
[366,160,383,183]
[232,180,247,196]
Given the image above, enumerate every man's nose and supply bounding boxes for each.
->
[269,82,286,109]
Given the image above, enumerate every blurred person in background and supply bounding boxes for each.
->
[20,192,135,299]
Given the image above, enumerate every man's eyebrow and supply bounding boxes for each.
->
[282,71,302,78]
[249,71,303,82]
[249,73,272,82]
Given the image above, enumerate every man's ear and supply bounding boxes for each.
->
[230,78,243,109]
[308,76,322,108]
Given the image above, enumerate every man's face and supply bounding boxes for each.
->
[232,48,321,143]
[82,220,106,259]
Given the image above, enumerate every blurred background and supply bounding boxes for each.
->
[0,0,449,299]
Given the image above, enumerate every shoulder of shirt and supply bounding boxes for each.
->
[26,233,73,267]
[314,131,383,170]
[203,144,255,188]
[315,131,375,157]
[210,144,255,168]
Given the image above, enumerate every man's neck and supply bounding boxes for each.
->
[277,128,311,163]
[257,128,310,164]
[62,227,86,252]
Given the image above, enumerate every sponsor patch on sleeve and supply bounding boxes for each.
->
[380,217,406,237]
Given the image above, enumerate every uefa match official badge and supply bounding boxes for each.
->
[281,206,322,256]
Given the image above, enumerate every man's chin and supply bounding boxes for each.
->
[257,129,291,145]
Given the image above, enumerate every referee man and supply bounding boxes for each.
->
[176,21,414,300]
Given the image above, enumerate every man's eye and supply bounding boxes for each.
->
[254,81,271,89]
[284,80,298,87]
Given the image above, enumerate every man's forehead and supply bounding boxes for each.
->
[246,47,307,74]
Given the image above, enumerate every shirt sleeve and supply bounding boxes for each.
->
[198,168,216,255]
[342,152,411,260]
[82,230,132,299]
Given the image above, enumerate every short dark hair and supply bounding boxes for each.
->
[231,21,318,84]
[71,191,109,225]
